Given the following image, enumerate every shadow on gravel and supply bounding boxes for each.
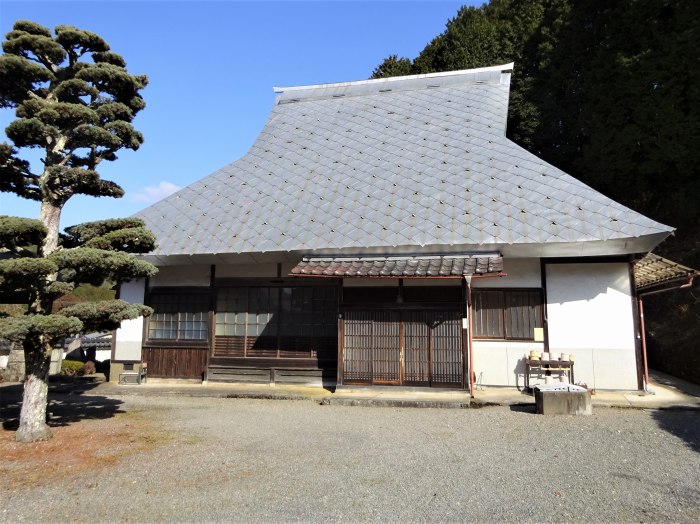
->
[650,408,700,454]
[508,403,536,413]
[0,382,125,431]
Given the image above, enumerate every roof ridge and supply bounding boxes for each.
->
[273,63,514,103]
[274,63,514,92]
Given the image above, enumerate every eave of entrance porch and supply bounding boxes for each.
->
[289,253,505,278]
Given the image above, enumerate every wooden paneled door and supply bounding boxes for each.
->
[142,346,209,379]
[343,310,463,387]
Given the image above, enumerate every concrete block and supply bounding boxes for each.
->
[4,348,25,382]
[535,389,592,415]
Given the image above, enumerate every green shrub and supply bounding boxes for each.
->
[61,359,85,376]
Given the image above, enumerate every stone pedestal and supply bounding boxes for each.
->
[535,388,592,415]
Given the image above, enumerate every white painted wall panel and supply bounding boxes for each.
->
[473,258,540,288]
[546,263,637,390]
[216,263,279,278]
[473,341,545,387]
[114,279,146,361]
[470,258,545,388]
[150,265,210,287]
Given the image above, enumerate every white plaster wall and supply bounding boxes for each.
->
[546,263,637,390]
[216,263,280,278]
[150,265,210,287]
[473,340,545,387]
[113,279,146,361]
[473,258,541,288]
[470,258,544,387]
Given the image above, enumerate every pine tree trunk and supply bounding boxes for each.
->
[15,200,62,442]
[15,339,52,443]
[39,200,62,255]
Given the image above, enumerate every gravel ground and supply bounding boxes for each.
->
[2,395,699,523]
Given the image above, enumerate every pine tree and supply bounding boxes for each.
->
[0,21,157,442]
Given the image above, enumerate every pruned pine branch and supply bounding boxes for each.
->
[51,247,157,287]
[58,299,152,332]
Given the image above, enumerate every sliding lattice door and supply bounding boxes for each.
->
[343,310,463,387]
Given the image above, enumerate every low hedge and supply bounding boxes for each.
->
[61,359,85,376]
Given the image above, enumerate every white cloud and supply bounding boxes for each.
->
[130,181,182,204]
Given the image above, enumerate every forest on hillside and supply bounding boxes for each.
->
[372,0,699,381]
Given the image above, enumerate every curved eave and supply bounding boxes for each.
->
[139,232,672,267]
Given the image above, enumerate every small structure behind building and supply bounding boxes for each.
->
[1,344,63,381]
[63,332,113,363]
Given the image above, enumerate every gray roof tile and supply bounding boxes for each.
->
[136,65,672,258]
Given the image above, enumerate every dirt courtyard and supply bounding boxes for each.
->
[1,387,699,523]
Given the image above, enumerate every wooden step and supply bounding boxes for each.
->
[206,366,335,386]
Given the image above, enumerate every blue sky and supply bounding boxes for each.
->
[0,0,470,228]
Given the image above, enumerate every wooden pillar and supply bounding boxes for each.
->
[540,259,550,353]
[628,261,645,390]
[206,265,216,380]
[336,279,344,387]
[461,278,468,391]
[467,277,474,397]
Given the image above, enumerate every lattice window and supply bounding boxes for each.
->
[472,289,543,340]
[147,292,209,341]
[215,285,338,359]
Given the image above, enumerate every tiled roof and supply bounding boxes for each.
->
[290,255,503,278]
[135,64,672,259]
[634,254,698,291]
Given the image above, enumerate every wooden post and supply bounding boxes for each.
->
[206,265,216,380]
[336,279,344,387]
[460,278,468,391]
[540,259,550,353]
[467,278,474,398]
[399,316,405,384]
[639,297,650,389]
[628,261,645,391]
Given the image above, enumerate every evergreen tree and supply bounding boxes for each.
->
[528,0,700,239]
[370,0,568,150]
[370,54,412,79]
[0,21,157,442]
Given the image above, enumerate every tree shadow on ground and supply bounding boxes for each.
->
[650,408,700,454]
[0,381,125,431]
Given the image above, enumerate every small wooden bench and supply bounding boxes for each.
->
[524,358,573,389]
[118,362,148,385]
